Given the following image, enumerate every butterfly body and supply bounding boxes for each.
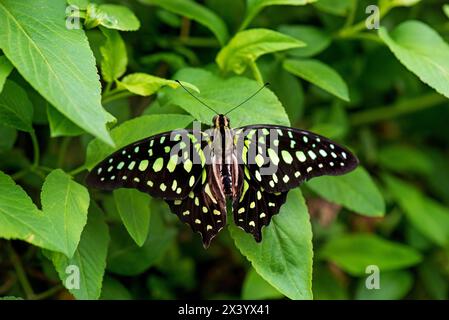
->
[87,114,358,247]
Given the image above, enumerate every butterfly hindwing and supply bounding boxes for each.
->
[86,130,207,200]
[234,125,359,193]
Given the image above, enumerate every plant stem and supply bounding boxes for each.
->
[32,285,64,300]
[249,60,264,84]
[70,165,87,176]
[7,242,35,300]
[350,93,447,126]
[344,0,358,28]
[58,137,71,168]
[30,130,40,168]
[102,90,133,104]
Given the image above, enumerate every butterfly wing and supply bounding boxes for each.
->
[232,124,358,241]
[86,130,207,200]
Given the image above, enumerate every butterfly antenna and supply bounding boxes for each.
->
[224,82,270,116]
[175,80,218,114]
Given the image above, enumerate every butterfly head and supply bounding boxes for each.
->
[213,114,230,128]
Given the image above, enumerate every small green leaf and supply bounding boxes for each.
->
[50,202,110,300]
[379,0,421,11]
[319,234,422,276]
[113,189,151,247]
[307,167,385,217]
[0,124,17,152]
[67,0,89,10]
[160,68,290,127]
[0,55,14,93]
[107,200,176,276]
[241,0,315,30]
[379,21,449,99]
[85,114,194,169]
[216,28,303,74]
[86,4,140,31]
[0,81,33,132]
[444,4,449,19]
[0,0,114,145]
[100,276,132,300]
[100,27,127,83]
[242,268,284,300]
[41,169,90,258]
[378,145,433,175]
[355,270,413,300]
[313,265,348,299]
[139,0,229,46]
[278,25,332,57]
[383,175,449,246]
[283,58,350,101]
[313,0,353,16]
[117,73,199,96]
[230,189,313,300]
[47,106,84,137]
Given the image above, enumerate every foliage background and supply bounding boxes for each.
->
[1,0,449,300]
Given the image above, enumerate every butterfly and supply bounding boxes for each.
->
[86,82,358,247]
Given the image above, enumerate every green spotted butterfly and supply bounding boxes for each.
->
[86,83,358,247]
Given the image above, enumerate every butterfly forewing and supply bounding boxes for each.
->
[86,130,206,200]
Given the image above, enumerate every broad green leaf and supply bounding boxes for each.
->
[313,0,352,16]
[283,59,350,101]
[50,203,110,300]
[307,167,385,217]
[141,52,187,72]
[319,234,422,276]
[241,0,315,30]
[100,276,132,300]
[383,175,449,246]
[0,124,17,152]
[100,28,127,83]
[113,189,151,247]
[242,268,284,300]
[67,0,89,10]
[216,28,304,74]
[0,171,59,252]
[0,81,33,132]
[378,145,433,175]
[229,189,313,300]
[313,265,348,299]
[85,4,141,31]
[85,114,194,169]
[355,270,413,300]
[41,169,90,258]
[47,106,84,137]
[444,4,449,19]
[107,200,176,276]
[0,0,114,145]
[160,68,290,127]
[379,21,449,99]
[117,73,199,96]
[0,55,14,93]
[379,0,421,11]
[139,0,229,46]
[278,25,332,58]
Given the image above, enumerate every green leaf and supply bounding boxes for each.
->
[378,145,433,175]
[216,28,304,74]
[242,268,284,300]
[355,270,413,300]
[313,0,352,16]
[67,0,89,10]
[379,21,449,99]
[100,276,132,300]
[85,4,141,31]
[379,0,421,11]
[283,59,350,101]
[85,114,194,169]
[113,189,151,247]
[319,234,422,276]
[307,167,385,217]
[117,73,199,96]
[41,169,90,258]
[241,0,315,30]
[100,28,127,83]
[0,124,17,152]
[107,200,176,276]
[47,106,84,137]
[160,68,290,127]
[0,55,14,93]
[0,80,33,132]
[0,0,114,145]
[139,0,229,46]
[444,4,449,19]
[50,202,110,300]
[313,265,348,299]
[0,171,59,252]
[383,175,449,246]
[229,189,313,300]
[278,25,332,58]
